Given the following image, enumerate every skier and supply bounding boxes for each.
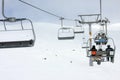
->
[90,45,97,56]
[105,45,114,62]
[101,33,108,44]
[95,33,101,45]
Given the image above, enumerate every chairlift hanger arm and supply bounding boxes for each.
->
[100,0,102,20]
[2,0,8,19]
[2,0,27,22]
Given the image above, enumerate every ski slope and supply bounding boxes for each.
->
[0,22,120,80]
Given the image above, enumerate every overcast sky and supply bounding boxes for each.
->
[0,0,120,24]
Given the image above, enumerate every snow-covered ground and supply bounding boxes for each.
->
[0,22,120,80]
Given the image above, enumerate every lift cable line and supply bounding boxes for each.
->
[2,0,7,18]
[19,0,75,21]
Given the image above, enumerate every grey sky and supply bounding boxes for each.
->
[0,0,120,24]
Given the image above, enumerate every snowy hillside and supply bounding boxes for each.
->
[0,22,120,80]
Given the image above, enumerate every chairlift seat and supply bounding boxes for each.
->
[82,46,89,48]
[89,51,115,63]
[0,30,35,48]
[74,26,84,33]
[74,30,84,34]
[74,24,84,34]
[87,51,115,57]
[58,27,75,40]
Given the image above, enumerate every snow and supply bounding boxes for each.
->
[0,22,120,80]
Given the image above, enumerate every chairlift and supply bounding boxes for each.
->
[0,0,36,48]
[82,38,89,48]
[86,38,116,66]
[74,20,84,34]
[0,18,36,48]
[58,27,75,40]
[58,18,75,40]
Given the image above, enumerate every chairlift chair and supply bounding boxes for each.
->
[58,17,75,40]
[58,27,75,40]
[82,38,89,48]
[0,0,36,48]
[74,20,84,34]
[74,26,84,34]
[0,18,36,48]
[86,38,116,66]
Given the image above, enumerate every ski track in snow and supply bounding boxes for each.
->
[0,22,120,80]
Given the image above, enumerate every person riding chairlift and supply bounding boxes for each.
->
[106,45,114,62]
[95,33,101,45]
[95,33,108,45]
[90,45,97,56]
[101,33,108,45]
